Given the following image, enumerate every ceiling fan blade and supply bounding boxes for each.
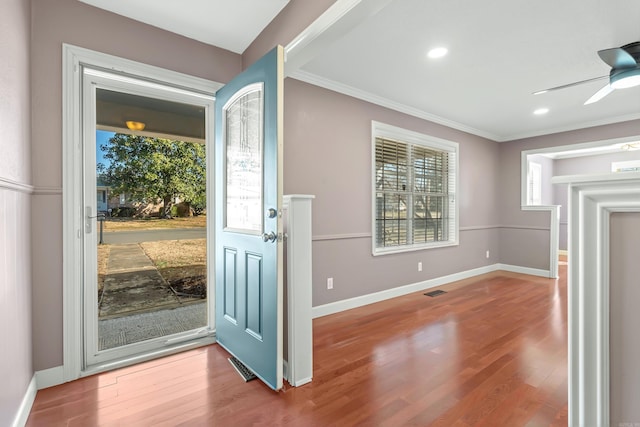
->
[598,48,637,69]
[584,84,614,105]
[533,75,608,95]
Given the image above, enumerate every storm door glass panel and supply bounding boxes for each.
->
[224,84,264,233]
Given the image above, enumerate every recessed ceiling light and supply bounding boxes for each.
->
[427,47,448,59]
[533,108,549,115]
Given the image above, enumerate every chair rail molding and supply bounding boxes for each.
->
[552,171,640,427]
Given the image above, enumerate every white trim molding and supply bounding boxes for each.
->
[35,366,65,390]
[552,171,640,427]
[32,186,63,196]
[312,263,550,318]
[495,263,550,278]
[0,176,33,194]
[11,375,36,427]
[284,0,394,75]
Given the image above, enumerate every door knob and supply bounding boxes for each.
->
[262,232,277,243]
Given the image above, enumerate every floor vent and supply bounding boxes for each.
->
[424,290,447,297]
[228,356,257,382]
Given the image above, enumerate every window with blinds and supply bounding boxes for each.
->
[372,122,458,255]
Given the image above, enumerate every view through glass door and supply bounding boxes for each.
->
[83,68,215,367]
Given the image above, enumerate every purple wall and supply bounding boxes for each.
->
[609,212,640,425]
[284,79,501,305]
[0,0,33,424]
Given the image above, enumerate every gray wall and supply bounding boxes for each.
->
[30,0,242,372]
[554,150,640,250]
[0,0,33,425]
[284,79,501,306]
[609,212,640,426]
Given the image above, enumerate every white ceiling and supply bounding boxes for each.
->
[81,0,640,142]
[78,0,289,54]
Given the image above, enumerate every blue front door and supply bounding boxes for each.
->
[214,46,283,390]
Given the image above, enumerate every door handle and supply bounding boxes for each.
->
[262,232,277,243]
[85,207,105,233]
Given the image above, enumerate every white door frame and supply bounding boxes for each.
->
[62,44,223,381]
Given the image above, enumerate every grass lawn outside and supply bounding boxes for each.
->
[103,215,206,231]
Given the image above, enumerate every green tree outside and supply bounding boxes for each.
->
[98,133,206,217]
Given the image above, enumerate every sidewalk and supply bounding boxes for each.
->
[98,243,206,350]
[99,243,179,319]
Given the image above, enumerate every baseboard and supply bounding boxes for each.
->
[292,376,313,387]
[35,366,64,390]
[12,375,36,427]
[496,263,551,278]
[312,263,555,318]
[312,264,498,318]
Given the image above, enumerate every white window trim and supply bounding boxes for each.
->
[371,121,459,256]
[612,159,640,172]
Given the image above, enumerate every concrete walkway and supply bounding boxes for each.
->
[99,243,178,319]
[98,243,207,350]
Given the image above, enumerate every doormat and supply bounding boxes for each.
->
[228,356,257,382]
[424,289,447,297]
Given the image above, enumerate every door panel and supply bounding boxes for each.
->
[82,68,215,368]
[215,46,284,390]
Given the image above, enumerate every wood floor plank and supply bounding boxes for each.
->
[26,266,568,426]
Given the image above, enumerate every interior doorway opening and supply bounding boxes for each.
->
[521,135,640,276]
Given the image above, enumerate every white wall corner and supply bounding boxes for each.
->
[35,366,65,390]
[12,375,37,427]
[496,263,552,278]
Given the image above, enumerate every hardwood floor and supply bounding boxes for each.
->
[27,267,568,426]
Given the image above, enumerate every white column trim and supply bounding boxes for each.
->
[552,172,640,427]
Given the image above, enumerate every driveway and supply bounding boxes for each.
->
[103,227,206,244]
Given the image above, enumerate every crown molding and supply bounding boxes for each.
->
[502,111,640,142]
[289,69,500,141]
[288,71,640,143]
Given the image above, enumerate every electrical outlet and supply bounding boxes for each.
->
[327,277,333,290]
[486,250,490,259]
[418,262,423,272]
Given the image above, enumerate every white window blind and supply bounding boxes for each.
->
[372,122,458,255]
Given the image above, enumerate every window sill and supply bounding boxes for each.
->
[372,239,459,256]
